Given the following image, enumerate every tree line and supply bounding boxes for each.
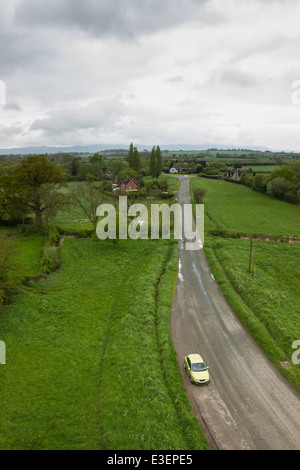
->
[240,161,300,204]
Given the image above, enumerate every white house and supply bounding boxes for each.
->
[169,167,179,174]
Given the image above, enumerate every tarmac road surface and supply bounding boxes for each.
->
[171,176,300,450]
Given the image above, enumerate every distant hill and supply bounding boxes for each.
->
[0,143,273,156]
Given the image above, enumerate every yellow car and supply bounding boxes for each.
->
[184,353,210,385]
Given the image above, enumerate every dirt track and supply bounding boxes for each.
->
[171,176,300,450]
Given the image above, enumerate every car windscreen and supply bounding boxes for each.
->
[192,362,206,372]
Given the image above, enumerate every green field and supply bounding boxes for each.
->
[190,176,300,236]
[190,176,300,389]
[0,237,209,450]
[243,165,280,172]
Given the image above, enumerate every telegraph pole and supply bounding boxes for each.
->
[248,232,253,273]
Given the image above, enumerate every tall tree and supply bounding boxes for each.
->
[128,142,134,168]
[0,155,68,225]
[156,145,162,178]
[150,146,156,178]
[132,147,141,172]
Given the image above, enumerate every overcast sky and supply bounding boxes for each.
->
[1,0,300,151]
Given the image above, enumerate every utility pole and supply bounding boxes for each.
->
[248,232,253,273]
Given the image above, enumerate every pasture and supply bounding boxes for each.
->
[190,176,300,236]
[0,236,209,450]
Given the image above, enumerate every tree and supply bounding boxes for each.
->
[118,168,139,179]
[156,146,162,178]
[128,143,134,169]
[0,155,68,225]
[89,152,103,166]
[108,159,127,177]
[132,147,141,172]
[150,146,156,178]
[70,181,106,232]
[267,177,290,200]
[252,174,267,193]
[149,146,162,178]
[193,188,207,204]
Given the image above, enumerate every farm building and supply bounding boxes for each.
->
[169,167,179,174]
[226,168,248,180]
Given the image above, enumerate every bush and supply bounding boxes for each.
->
[160,192,174,199]
[46,225,60,245]
[40,245,60,274]
[193,187,207,204]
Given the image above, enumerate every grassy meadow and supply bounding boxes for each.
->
[190,176,300,389]
[190,176,300,236]
[0,230,209,449]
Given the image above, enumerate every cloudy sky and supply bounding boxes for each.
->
[1,0,300,151]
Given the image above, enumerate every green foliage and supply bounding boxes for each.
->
[193,187,207,204]
[132,147,141,172]
[40,245,60,274]
[251,173,268,193]
[128,142,134,168]
[243,162,300,204]
[156,145,162,178]
[117,168,139,179]
[0,155,68,225]
[203,161,226,176]
[0,234,19,303]
[127,143,141,172]
[150,146,156,178]
[149,146,162,178]
[46,225,60,245]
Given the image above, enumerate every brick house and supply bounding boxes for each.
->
[112,176,141,192]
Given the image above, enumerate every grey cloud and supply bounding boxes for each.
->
[165,75,185,83]
[220,68,258,88]
[14,0,211,39]
[30,98,124,136]
[4,100,22,111]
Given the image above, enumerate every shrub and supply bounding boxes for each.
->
[46,225,60,245]
[40,245,60,274]
[193,187,207,204]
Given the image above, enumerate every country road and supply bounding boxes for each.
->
[171,176,300,450]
